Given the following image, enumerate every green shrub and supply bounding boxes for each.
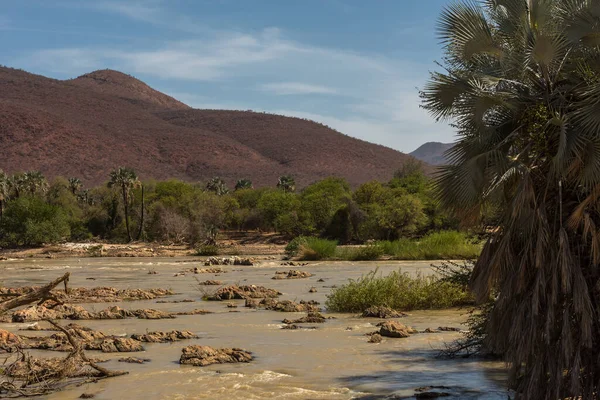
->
[195,244,219,256]
[1,196,71,246]
[377,231,481,260]
[295,237,338,260]
[325,268,473,313]
[285,236,308,258]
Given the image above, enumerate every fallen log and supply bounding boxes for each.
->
[0,272,70,314]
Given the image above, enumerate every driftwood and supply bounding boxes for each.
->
[0,272,70,314]
[0,273,127,398]
[46,319,127,379]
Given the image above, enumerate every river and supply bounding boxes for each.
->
[0,257,509,399]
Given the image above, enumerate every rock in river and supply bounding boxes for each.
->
[377,320,417,338]
[130,330,198,343]
[206,285,282,300]
[180,345,253,366]
[99,338,144,353]
[272,270,313,279]
[361,306,407,319]
[282,312,328,324]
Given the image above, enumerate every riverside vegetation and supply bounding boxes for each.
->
[0,161,478,260]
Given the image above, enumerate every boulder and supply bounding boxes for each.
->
[206,285,281,301]
[361,306,407,319]
[282,312,327,324]
[131,330,197,343]
[0,329,21,351]
[194,267,226,274]
[259,299,321,313]
[180,345,253,366]
[99,338,144,353]
[272,270,313,279]
[94,306,134,319]
[377,321,417,338]
[198,280,223,285]
[204,257,253,266]
[368,333,383,343]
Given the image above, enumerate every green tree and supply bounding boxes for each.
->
[108,167,140,242]
[277,175,296,193]
[22,171,48,196]
[235,179,253,191]
[257,189,301,232]
[9,173,26,198]
[1,196,70,246]
[68,177,83,195]
[206,177,229,196]
[300,177,351,234]
[422,1,600,397]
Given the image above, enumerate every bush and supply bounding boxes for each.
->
[325,268,473,313]
[299,237,338,260]
[377,231,481,260]
[195,244,219,256]
[336,243,384,261]
[1,196,71,246]
[284,236,307,258]
[285,236,338,260]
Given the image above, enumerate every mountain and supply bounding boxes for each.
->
[0,66,425,187]
[410,142,453,165]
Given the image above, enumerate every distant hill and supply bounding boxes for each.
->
[0,66,426,187]
[410,142,453,165]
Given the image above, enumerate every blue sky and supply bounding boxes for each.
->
[1,0,455,153]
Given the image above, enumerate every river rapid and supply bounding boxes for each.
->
[0,257,509,399]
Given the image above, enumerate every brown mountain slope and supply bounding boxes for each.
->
[69,70,189,111]
[410,142,453,166]
[0,66,424,187]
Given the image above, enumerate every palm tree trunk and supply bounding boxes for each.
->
[136,185,144,241]
[0,199,3,224]
[122,185,131,242]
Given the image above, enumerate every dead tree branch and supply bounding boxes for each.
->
[0,272,70,314]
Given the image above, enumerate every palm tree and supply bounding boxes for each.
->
[22,171,48,196]
[0,170,9,223]
[235,179,253,191]
[108,167,140,242]
[9,173,26,198]
[68,177,83,195]
[206,177,229,196]
[277,175,295,193]
[422,1,600,398]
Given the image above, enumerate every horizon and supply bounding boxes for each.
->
[1,0,455,153]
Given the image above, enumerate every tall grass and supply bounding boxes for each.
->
[340,231,481,260]
[286,236,338,260]
[286,231,480,261]
[325,268,474,312]
[335,244,384,261]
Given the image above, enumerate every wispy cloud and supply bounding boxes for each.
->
[12,22,452,152]
[259,82,337,95]
[92,1,161,24]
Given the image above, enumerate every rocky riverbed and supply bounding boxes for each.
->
[0,257,509,399]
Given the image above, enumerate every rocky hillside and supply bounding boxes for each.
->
[0,66,424,187]
[410,142,453,166]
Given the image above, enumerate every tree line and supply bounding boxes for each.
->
[0,161,458,247]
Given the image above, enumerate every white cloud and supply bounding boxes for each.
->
[13,24,454,152]
[259,82,338,95]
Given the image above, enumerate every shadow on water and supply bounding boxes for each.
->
[338,348,511,400]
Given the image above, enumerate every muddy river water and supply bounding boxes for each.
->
[0,257,509,399]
